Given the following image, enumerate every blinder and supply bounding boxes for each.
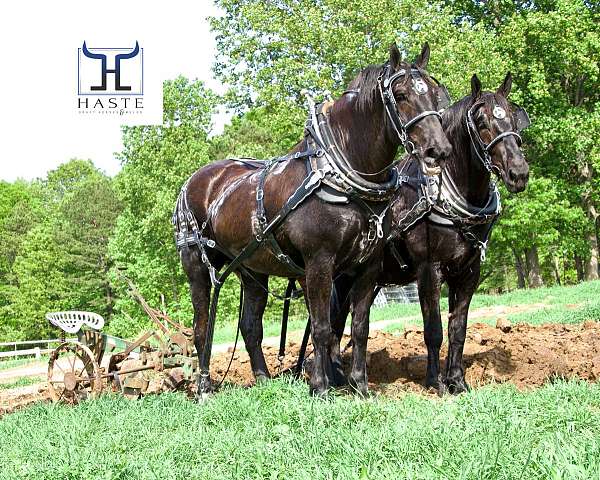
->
[512,104,531,132]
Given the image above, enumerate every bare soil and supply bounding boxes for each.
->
[0,384,49,415]
[211,320,600,395]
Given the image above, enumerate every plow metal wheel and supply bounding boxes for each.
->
[47,341,103,404]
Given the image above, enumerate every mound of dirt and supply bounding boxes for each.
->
[210,321,600,393]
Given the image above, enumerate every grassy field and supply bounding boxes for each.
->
[0,355,49,371]
[379,280,600,335]
[210,280,600,342]
[1,378,599,479]
[2,281,600,479]
[0,376,42,390]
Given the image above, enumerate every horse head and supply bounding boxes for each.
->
[466,72,530,192]
[384,42,453,171]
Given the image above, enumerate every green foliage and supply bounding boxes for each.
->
[107,77,219,337]
[209,104,304,160]
[482,176,589,290]
[0,160,120,341]
[2,379,600,479]
[211,0,510,108]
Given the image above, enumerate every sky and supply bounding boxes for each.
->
[0,0,228,182]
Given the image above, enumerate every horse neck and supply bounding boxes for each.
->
[443,109,491,206]
[327,97,398,183]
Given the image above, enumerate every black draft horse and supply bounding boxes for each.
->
[332,72,530,394]
[175,43,452,397]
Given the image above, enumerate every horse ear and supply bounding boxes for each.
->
[389,42,401,70]
[497,71,512,98]
[414,42,430,69]
[471,74,482,100]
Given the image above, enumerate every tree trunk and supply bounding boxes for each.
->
[552,256,562,286]
[512,248,527,289]
[584,225,599,281]
[579,158,599,281]
[525,246,544,288]
[575,254,585,282]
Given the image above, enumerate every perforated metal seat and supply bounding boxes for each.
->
[45,311,105,334]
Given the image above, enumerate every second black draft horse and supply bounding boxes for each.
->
[332,72,530,394]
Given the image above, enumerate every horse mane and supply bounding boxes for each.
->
[441,94,472,161]
[346,62,428,113]
[346,64,384,112]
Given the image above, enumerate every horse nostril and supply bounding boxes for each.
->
[424,147,441,161]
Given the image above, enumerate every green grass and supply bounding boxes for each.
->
[208,280,600,345]
[469,280,600,310]
[0,355,48,370]
[0,376,41,390]
[360,281,600,337]
[1,378,600,479]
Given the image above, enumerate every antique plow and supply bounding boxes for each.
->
[45,280,198,404]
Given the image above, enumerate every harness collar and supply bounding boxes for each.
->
[304,93,400,202]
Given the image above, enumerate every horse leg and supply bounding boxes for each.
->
[416,264,446,393]
[239,273,271,382]
[305,257,335,396]
[348,270,378,396]
[445,267,480,393]
[329,275,353,386]
[180,248,213,397]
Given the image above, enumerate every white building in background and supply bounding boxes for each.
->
[373,283,419,308]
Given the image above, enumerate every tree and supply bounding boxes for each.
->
[55,174,122,317]
[497,0,600,280]
[0,160,121,341]
[211,0,511,110]
[482,177,589,290]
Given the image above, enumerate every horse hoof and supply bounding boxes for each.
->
[195,391,214,403]
[331,363,348,388]
[348,375,368,397]
[255,373,271,384]
[426,376,448,396]
[309,376,330,397]
[309,385,330,398]
[446,379,470,395]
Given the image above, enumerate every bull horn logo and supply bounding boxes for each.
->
[82,41,140,91]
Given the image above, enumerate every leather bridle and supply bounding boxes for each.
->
[466,101,530,174]
[378,63,451,155]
